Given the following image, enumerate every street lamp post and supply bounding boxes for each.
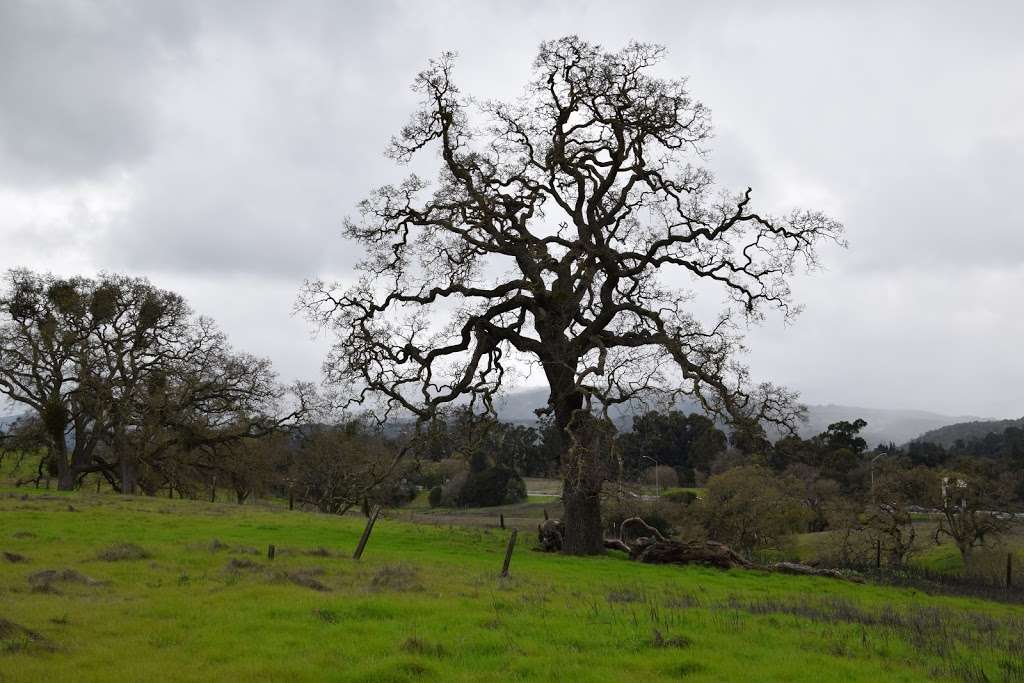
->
[869,452,885,501]
[641,455,660,498]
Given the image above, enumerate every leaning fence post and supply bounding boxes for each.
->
[1008,553,1013,588]
[499,513,505,529]
[353,506,381,560]
[543,508,549,521]
[501,529,518,578]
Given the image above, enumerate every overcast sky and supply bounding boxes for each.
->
[2,0,1022,418]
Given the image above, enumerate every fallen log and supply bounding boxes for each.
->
[613,517,751,568]
[540,516,859,581]
[633,539,752,570]
[767,561,864,583]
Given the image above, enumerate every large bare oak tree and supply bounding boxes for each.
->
[303,37,843,554]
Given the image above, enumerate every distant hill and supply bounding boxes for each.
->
[796,404,982,448]
[493,388,978,447]
[911,417,1024,448]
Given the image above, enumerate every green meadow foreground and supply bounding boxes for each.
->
[2,491,1023,682]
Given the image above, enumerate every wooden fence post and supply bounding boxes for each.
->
[267,544,276,561]
[1007,553,1013,588]
[543,508,549,521]
[353,506,381,560]
[875,540,881,569]
[501,529,518,578]
[499,514,505,529]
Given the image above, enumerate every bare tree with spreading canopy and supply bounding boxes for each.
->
[303,37,843,554]
[0,269,310,491]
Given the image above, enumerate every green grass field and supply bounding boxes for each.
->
[2,488,1024,682]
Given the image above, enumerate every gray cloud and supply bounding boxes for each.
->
[0,1,198,185]
[1,0,1023,417]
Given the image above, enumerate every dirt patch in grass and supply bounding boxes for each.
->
[277,568,330,592]
[3,551,28,563]
[607,587,644,604]
[95,543,151,561]
[11,531,35,539]
[313,608,339,624]
[0,618,57,654]
[225,558,259,572]
[28,569,104,593]
[650,628,692,649]
[370,564,423,593]
[661,662,705,678]
[401,636,447,658]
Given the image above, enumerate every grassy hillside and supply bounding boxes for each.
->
[2,490,1023,682]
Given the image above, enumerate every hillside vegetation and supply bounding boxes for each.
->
[2,489,1023,682]
[914,417,1024,448]
[493,388,977,447]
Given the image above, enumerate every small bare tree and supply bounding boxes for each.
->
[933,473,1014,566]
[291,423,411,515]
[303,37,842,554]
[862,467,925,567]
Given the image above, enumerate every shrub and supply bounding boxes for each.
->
[662,488,698,505]
[440,470,468,507]
[700,465,809,556]
[458,466,526,508]
[428,485,443,508]
[640,465,679,489]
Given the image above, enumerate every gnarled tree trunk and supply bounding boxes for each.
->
[561,480,604,555]
[549,380,613,555]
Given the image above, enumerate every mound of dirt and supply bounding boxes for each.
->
[370,564,422,592]
[225,558,259,571]
[278,568,330,592]
[95,543,151,561]
[28,569,104,593]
